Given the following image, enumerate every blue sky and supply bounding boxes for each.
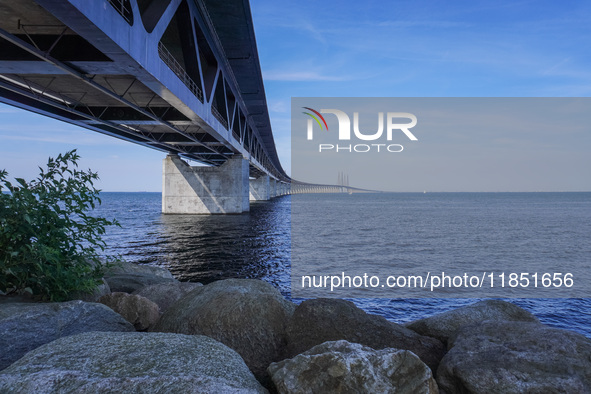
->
[1,0,590,191]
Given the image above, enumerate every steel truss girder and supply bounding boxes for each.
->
[0,26,224,159]
[0,79,226,165]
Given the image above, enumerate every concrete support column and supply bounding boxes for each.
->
[249,175,270,201]
[270,178,277,198]
[163,154,249,214]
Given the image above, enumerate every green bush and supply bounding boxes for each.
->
[0,150,119,301]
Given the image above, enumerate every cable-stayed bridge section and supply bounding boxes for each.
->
[0,0,319,213]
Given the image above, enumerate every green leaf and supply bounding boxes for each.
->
[0,150,117,301]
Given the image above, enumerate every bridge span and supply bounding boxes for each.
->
[0,0,359,213]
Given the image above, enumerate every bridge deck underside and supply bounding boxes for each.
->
[0,0,283,180]
[0,71,236,164]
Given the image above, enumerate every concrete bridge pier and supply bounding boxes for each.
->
[270,179,277,198]
[163,155,249,214]
[280,182,289,195]
[249,175,271,201]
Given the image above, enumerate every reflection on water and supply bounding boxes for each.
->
[96,193,291,294]
[157,201,290,290]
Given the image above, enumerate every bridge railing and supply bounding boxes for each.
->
[157,41,204,103]
[211,104,228,130]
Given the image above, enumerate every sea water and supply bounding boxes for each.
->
[93,192,591,337]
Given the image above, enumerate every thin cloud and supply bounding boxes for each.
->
[269,100,289,113]
[376,20,471,28]
[298,20,327,45]
[539,58,591,79]
[263,70,350,81]
[253,6,328,45]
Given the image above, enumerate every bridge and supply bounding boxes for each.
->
[0,0,359,213]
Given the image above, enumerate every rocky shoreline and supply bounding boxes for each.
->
[1,261,590,393]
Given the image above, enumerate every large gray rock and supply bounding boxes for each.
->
[0,301,133,370]
[0,332,267,393]
[103,261,177,293]
[286,298,444,371]
[98,292,160,331]
[153,279,296,381]
[132,281,203,314]
[104,274,175,294]
[405,300,539,344]
[268,340,439,394]
[437,321,591,393]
